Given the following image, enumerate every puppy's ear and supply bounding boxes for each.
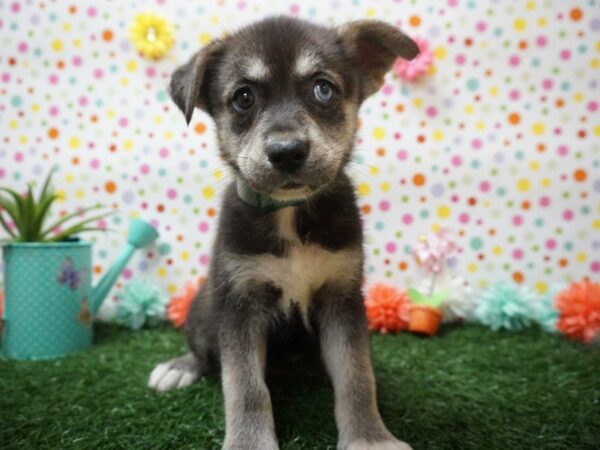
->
[169,40,223,124]
[339,20,419,100]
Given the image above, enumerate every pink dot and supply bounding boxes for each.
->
[513,249,524,260]
[509,89,520,100]
[200,254,210,266]
[93,68,104,79]
[509,55,520,66]
[591,261,600,273]
[140,164,150,174]
[289,3,299,14]
[471,138,482,150]
[536,36,547,47]
[557,145,569,156]
[542,79,553,90]
[87,7,97,17]
[10,2,20,12]
[546,239,556,250]
[17,42,28,53]
[402,214,413,225]
[122,268,133,280]
[379,200,390,211]
[49,106,59,116]
[397,150,408,161]
[199,222,209,232]
[426,106,437,117]
[382,84,393,95]
[385,242,397,253]
[448,0,458,7]
[539,196,550,207]
[451,155,462,166]
[14,151,23,162]
[513,215,523,226]
[159,148,169,158]
[587,101,598,112]
[559,49,571,60]
[72,56,82,66]
[562,210,574,221]
[1,73,10,82]
[118,117,128,127]
[167,188,177,200]
[78,96,88,106]
[479,181,491,192]
[49,74,59,84]
[459,213,470,224]
[90,158,100,169]
[0,168,5,178]
[455,54,466,65]
[476,21,487,32]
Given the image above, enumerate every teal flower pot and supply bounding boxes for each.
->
[1,241,93,360]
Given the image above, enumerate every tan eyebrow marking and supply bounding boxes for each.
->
[241,57,270,80]
[294,50,321,77]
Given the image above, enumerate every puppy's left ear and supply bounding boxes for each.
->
[339,20,419,100]
[169,39,224,125]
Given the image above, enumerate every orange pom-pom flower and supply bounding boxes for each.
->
[364,284,412,333]
[555,279,600,343]
[168,278,203,328]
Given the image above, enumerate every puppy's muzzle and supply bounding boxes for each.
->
[266,138,310,173]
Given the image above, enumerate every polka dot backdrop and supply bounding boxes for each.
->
[0,0,599,318]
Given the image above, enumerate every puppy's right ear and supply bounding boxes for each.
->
[169,40,223,125]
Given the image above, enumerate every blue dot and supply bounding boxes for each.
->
[10,96,22,107]
[466,78,480,91]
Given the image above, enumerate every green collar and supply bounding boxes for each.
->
[236,178,308,211]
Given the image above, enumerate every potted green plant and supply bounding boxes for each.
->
[0,169,159,360]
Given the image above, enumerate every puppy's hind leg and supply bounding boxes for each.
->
[148,352,204,392]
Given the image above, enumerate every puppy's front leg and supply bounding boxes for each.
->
[318,287,412,450]
[220,302,278,450]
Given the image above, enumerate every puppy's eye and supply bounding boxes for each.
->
[232,87,255,112]
[313,79,334,103]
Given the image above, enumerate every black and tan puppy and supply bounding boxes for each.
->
[149,16,418,450]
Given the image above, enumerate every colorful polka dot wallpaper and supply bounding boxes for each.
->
[1,0,599,317]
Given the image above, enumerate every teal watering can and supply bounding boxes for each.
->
[1,219,159,360]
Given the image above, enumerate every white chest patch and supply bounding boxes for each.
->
[225,208,361,320]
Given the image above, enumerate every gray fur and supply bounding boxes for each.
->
[150,16,418,450]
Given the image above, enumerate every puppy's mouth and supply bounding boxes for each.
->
[281,182,304,190]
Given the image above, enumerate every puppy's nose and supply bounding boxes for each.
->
[266,139,309,173]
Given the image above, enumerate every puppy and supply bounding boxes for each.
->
[149,16,418,450]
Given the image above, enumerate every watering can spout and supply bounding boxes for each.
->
[89,219,159,313]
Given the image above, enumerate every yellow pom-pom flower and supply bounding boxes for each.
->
[129,12,174,60]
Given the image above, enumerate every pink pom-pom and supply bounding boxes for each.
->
[393,36,434,81]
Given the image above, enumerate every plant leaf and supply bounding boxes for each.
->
[0,209,16,238]
[0,187,26,237]
[23,184,36,240]
[37,166,56,204]
[40,205,108,238]
[48,226,112,242]
[408,288,427,304]
[32,192,57,240]
[43,211,114,241]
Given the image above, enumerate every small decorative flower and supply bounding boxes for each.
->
[115,280,168,330]
[413,228,457,274]
[365,284,412,334]
[474,282,537,331]
[555,280,600,343]
[129,12,174,60]
[57,257,85,291]
[393,36,433,81]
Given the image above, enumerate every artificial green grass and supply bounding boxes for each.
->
[1,324,598,450]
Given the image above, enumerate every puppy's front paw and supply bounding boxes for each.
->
[222,432,278,450]
[345,439,413,450]
[148,353,200,392]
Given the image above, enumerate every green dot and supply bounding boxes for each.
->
[466,78,480,91]
[470,237,483,250]
[10,95,22,107]
[158,243,171,256]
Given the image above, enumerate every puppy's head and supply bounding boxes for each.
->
[170,17,418,201]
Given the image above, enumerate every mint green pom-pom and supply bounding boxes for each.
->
[115,280,168,330]
[474,282,536,331]
[529,285,562,333]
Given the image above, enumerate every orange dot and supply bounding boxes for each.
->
[207,207,216,217]
[555,98,564,108]
[395,103,405,113]
[194,122,206,134]
[570,8,583,21]
[508,113,520,125]
[398,261,408,271]
[409,15,421,27]
[412,173,426,186]
[376,147,385,157]
[521,201,530,210]
[71,156,79,165]
[94,265,103,275]
[105,181,116,193]
[559,258,568,268]
[48,127,59,139]
[361,204,371,214]
[512,271,524,284]
[574,169,586,182]
[102,29,113,42]
[518,40,528,50]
